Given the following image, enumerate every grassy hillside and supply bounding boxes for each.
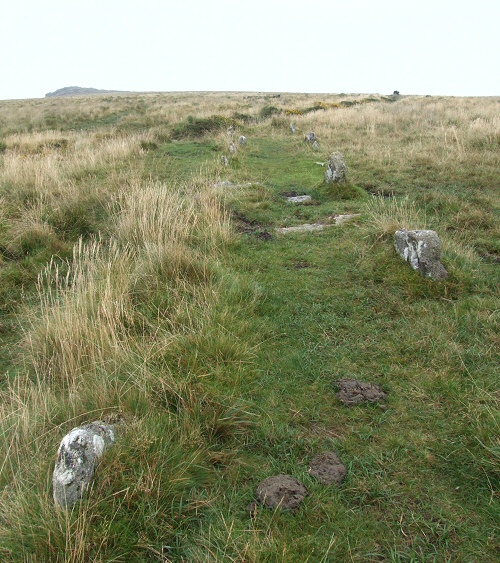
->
[0,92,499,562]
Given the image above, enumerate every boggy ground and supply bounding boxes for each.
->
[0,92,499,561]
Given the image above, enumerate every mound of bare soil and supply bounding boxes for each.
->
[255,475,308,511]
[335,378,387,407]
[308,451,346,485]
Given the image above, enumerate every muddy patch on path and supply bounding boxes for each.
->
[233,212,273,240]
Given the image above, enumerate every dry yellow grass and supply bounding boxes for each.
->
[296,96,500,175]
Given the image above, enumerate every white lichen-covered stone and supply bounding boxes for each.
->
[53,421,115,508]
[286,195,312,203]
[325,152,347,183]
[331,213,361,225]
[213,181,261,189]
[276,214,360,234]
[276,223,330,234]
[394,229,448,280]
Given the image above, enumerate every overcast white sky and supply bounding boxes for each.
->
[1,0,499,100]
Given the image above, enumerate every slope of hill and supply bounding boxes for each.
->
[0,92,498,561]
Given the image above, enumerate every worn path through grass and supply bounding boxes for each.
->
[166,134,499,560]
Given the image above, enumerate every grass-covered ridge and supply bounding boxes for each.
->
[0,92,499,561]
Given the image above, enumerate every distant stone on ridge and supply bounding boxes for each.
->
[256,475,308,511]
[325,152,347,184]
[335,378,387,407]
[309,451,346,485]
[53,421,115,508]
[394,229,448,280]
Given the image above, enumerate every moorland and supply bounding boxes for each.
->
[0,91,499,562]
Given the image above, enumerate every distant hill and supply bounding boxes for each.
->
[45,86,131,98]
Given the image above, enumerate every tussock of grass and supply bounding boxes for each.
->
[366,195,428,238]
[171,115,237,140]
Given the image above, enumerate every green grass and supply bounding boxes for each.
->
[0,94,499,562]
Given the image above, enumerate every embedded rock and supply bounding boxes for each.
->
[330,213,361,225]
[276,223,330,234]
[286,195,312,203]
[325,152,347,183]
[336,378,387,407]
[238,135,247,145]
[309,451,346,485]
[53,421,115,508]
[229,142,236,154]
[394,229,448,280]
[275,214,360,234]
[256,475,308,511]
[213,180,260,188]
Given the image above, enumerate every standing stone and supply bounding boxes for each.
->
[221,155,229,166]
[304,131,317,143]
[394,229,448,280]
[312,140,320,151]
[53,421,115,508]
[290,123,297,133]
[227,126,235,136]
[238,135,247,145]
[229,142,236,154]
[325,152,347,183]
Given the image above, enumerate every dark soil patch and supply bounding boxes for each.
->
[255,474,308,511]
[232,212,273,240]
[293,261,310,269]
[308,451,346,485]
[233,212,264,233]
[480,252,500,264]
[335,378,387,407]
[254,231,273,241]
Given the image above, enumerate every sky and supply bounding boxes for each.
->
[1,0,499,100]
